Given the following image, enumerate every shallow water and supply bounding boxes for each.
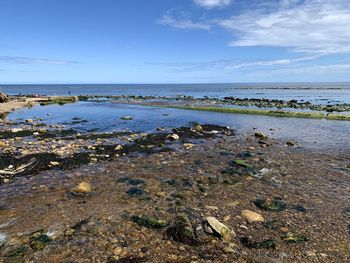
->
[7,102,350,151]
[1,83,350,104]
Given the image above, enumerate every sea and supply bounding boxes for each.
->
[1,83,350,104]
[1,83,350,151]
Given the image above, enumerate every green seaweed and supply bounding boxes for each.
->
[281,232,308,243]
[131,215,169,229]
[170,106,350,121]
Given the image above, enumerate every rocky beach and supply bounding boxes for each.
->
[0,92,349,263]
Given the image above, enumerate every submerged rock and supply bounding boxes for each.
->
[255,132,268,139]
[131,215,169,229]
[166,214,198,245]
[120,116,133,120]
[254,197,287,212]
[240,236,276,249]
[30,232,52,250]
[205,217,232,241]
[242,210,264,223]
[126,187,146,197]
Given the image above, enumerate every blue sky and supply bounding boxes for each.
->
[1,0,350,84]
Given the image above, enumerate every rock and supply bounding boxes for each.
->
[120,116,133,120]
[0,141,6,148]
[126,187,146,197]
[286,141,295,146]
[25,119,34,123]
[167,134,180,141]
[254,197,287,212]
[30,232,52,250]
[194,124,203,132]
[72,182,92,194]
[166,214,198,245]
[0,92,8,103]
[49,161,60,166]
[242,210,264,223]
[183,143,195,149]
[255,132,268,139]
[205,217,232,241]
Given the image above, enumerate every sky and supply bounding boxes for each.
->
[1,0,350,84]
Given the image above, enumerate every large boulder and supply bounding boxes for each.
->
[0,92,8,103]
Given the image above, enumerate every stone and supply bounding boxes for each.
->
[166,214,198,245]
[254,197,287,212]
[183,143,195,149]
[194,124,203,132]
[0,141,6,148]
[72,182,92,194]
[286,141,296,146]
[281,232,308,243]
[242,210,264,223]
[167,134,180,141]
[255,132,268,139]
[205,217,232,241]
[0,92,8,103]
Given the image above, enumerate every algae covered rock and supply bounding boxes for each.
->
[254,197,287,212]
[281,232,308,243]
[166,214,198,245]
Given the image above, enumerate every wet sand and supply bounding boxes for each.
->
[0,124,350,262]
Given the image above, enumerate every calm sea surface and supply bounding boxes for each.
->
[1,83,350,104]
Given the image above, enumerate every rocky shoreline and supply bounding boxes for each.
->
[0,94,350,262]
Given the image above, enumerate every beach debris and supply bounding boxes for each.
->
[167,134,180,141]
[254,197,287,212]
[0,158,36,175]
[131,215,169,229]
[120,116,133,120]
[241,210,264,223]
[281,232,308,243]
[204,216,232,241]
[166,214,198,245]
[72,182,92,194]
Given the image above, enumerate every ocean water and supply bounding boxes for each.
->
[1,83,350,104]
[8,102,350,151]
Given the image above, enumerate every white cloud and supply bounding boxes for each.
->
[158,14,212,30]
[0,56,77,65]
[219,0,350,54]
[193,0,233,9]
